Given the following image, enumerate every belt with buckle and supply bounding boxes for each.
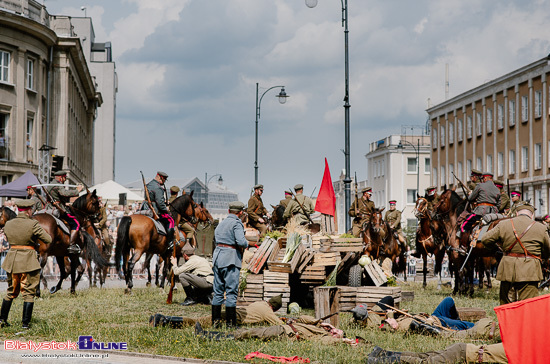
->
[217,243,236,249]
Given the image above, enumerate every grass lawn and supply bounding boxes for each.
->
[0,280,504,363]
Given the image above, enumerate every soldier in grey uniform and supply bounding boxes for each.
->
[26,185,44,214]
[212,201,250,328]
[142,171,174,234]
[0,200,52,329]
[283,184,315,226]
[482,203,550,304]
[460,171,500,234]
[47,170,83,254]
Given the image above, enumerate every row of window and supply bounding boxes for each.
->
[407,157,431,173]
[0,50,36,90]
[432,90,547,149]
[434,144,545,186]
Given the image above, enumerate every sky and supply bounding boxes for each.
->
[44,0,550,207]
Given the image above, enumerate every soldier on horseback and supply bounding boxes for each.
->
[459,171,500,237]
[283,184,315,226]
[424,186,439,214]
[385,200,406,245]
[47,171,84,254]
[467,169,482,191]
[247,184,269,238]
[508,191,525,217]
[279,190,292,209]
[141,171,174,236]
[348,187,375,237]
[493,180,510,214]
[26,185,44,214]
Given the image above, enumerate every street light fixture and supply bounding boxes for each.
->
[254,83,289,185]
[397,139,421,198]
[306,0,352,232]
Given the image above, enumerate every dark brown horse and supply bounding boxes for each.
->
[362,208,386,260]
[269,204,287,231]
[413,197,447,288]
[376,211,407,280]
[115,193,197,294]
[33,190,108,295]
[0,207,16,227]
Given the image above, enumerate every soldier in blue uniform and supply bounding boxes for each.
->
[212,201,249,328]
[142,171,174,234]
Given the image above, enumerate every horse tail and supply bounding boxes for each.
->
[115,216,131,273]
[82,230,108,267]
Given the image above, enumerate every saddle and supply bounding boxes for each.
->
[146,216,167,236]
[36,210,71,235]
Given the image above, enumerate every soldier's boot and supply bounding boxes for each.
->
[180,287,197,306]
[148,314,185,328]
[67,230,81,254]
[367,347,402,363]
[0,299,13,327]
[211,305,222,328]
[195,322,234,340]
[21,302,34,329]
[225,306,238,328]
[409,320,441,336]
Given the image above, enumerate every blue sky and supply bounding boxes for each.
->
[45,0,550,206]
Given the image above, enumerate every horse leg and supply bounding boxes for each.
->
[144,253,152,287]
[155,258,160,287]
[51,257,67,294]
[422,255,428,288]
[70,256,81,294]
[125,250,143,294]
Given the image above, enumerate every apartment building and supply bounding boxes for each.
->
[428,56,550,214]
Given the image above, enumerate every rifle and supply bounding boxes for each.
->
[354,172,359,217]
[506,178,511,202]
[288,188,315,225]
[377,302,455,332]
[452,171,469,198]
[41,182,66,214]
[166,231,180,304]
[29,186,48,210]
[140,171,159,220]
[310,186,317,199]
[282,311,340,324]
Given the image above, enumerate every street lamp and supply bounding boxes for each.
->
[204,173,223,205]
[397,139,420,198]
[305,0,352,232]
[255,83,289,185]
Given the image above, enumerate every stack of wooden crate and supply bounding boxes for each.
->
[356,286,401,309]
[237,273,264,307]
[263,270,290,312]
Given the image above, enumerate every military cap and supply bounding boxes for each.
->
[351,304,369,321]
[510,191,522,197]
[426,186,437,196]
[26,185,34,190]
[516,203,535,214]
[157,171,168,178]
[361,187,373,194]
[493,180,504,187]
[54,170,67,176]
[181,242,195,256]
[170,186,180,194]
[388,200,396,205]
[294,184,304,191]
[470,169,482,176]
[482,171,493,177]
[253,184,264,190]
[15,199,35,210]
[228,201,245,211]
[268,294,283,312]
[284,190,292,195]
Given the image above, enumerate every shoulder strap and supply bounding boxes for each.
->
[509,219,540,260]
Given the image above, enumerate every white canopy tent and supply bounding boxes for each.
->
[87,180,143,206]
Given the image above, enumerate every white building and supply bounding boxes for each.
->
[365,134,431,228]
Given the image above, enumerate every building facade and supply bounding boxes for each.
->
[365,134,431,228]
[428,56,550,214]
[0,0,102,187]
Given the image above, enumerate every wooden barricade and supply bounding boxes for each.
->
[313,286,340,327]
[356,286,401,309]
[267,238,305,273]
[247,238,278,274]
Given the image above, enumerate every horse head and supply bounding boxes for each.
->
[194,201,213,224]
[371,208,384,233]
[0,207,16,228]
[73,189,100,216]
[414,197,429,218]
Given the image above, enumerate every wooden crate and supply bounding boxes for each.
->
[320,237,364,252]
[401,290,415,302]
[356,286,401,309]
[248,238,278,274]
[263,282,290,312]
[314,286,341,327]
[263,270,289,284]
[267,238,306,273]
[338,286,357,311]
[364,261,388,286]
[457,307,487,322]
[311,251,340,266]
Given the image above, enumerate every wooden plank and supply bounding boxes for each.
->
[314,286,340,327]
[364,262,387,286]
[249,238,278,274]
[297,250,315,273]
[456,307,487,321]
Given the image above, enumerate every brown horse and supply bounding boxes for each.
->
[362,208,386,260]
[413,197,447,288]
[33,190,108,295]
[377,212,407,280]
[0,207,16,227]
[115,193,197,294]
[269,204,287,231]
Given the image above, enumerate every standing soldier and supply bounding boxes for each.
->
[467,169,482,191]
[279,191,293,209]
[348,187,375,237]
[247,184,268,238]
[481,203,550,304]
[212,201,249,328]
[508,191,524,217]
[142,171,174,235]
[385,200,406,245]
[26,186,44,214]
[169,186,180,204]
[493,180,510,214]
[283,184,315,226]
[0,200,52,328]
[47,171,83,254]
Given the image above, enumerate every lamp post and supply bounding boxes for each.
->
[397,139,420,198]
[204,173,224,205]
[255,83,289,185]
[305,0,352,232]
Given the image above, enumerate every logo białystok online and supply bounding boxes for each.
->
[78,336,127,350]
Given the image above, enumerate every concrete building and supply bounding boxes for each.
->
[0,0,101,187]
[428,55,550,215]
[364,134,431,228]
[70,17,117,185]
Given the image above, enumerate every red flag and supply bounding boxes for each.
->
[315,158,336,216]
[494,293,550,364]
